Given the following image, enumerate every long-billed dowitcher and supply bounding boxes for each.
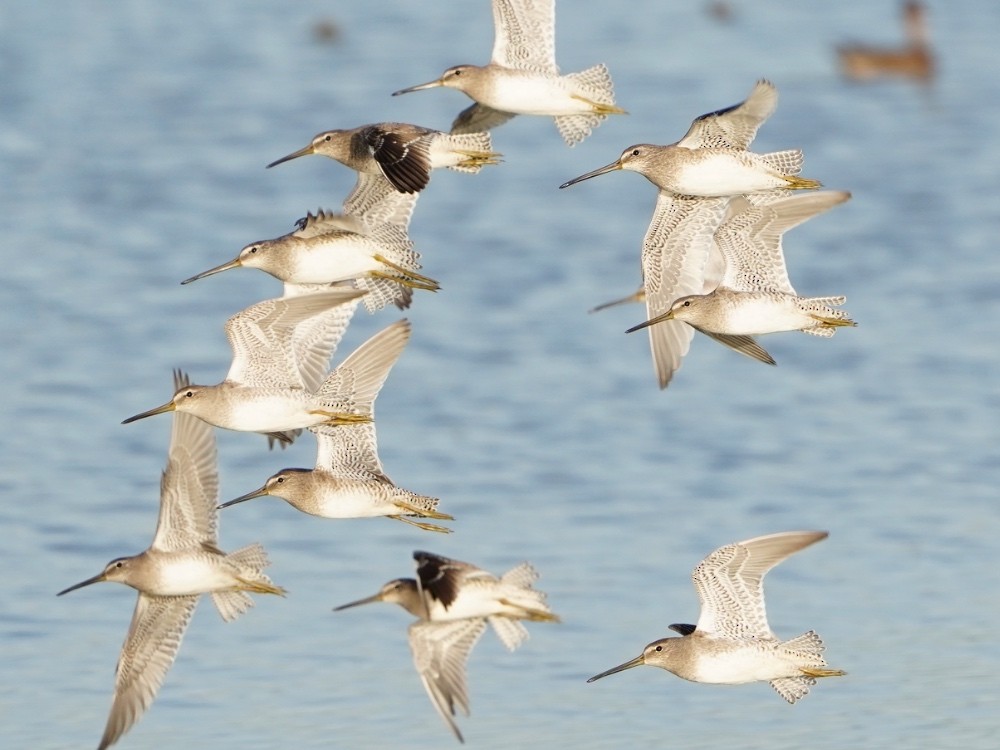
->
[560,80,817,196]
[588,531,845,702]
[288,174,432,310]
[220,422,453,532]
[122,290,373,444]
[219,320,453,532]
[561,81,814,387]
[181,210,438,312]
[837,1,934,83]
[392,0,625,145]
[577,82,787,319]
[627,192,856,364]
[267,122,500,193]
[59,372,285,750]
[633,194,736,388]
[335,550,560,742]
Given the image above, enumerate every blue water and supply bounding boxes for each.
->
[3,1,999,748]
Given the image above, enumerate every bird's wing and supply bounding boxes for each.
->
[409,618,488,743]
[499,561,540,588]
[293,208,366,238]
[362,125,434,194]
[692,531,828,639]
[491,0,557,73]
[151,373,219,551]
[343,172,419,231]
[640,193,731,388]
[280,281,347,298]
[99,593,199,750]
[288,297,362,394]
[715,191,851,294]
[676,79,777,150]
[414,550,483,611]
[699,331,776,366]
[318,319,411,414]
[309,422,387,479]
[450,102,519,135]
[223,290,364,388]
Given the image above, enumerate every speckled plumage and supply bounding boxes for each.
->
[393,0,624,145]
[628,191,856,364]
[59,373,284,750]
[219,321,452,531]
[588,531,845,703]
[563,81,829,386]
[183,209,435,313]
[560,80,818,196]
[121,290,376,443]
[335,551,559,742]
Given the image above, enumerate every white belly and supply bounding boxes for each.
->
[426,588,499,621]
[224,390,320,432]
[289,240,379,284]
[427,584,540,621]
[486,72,586,115]
[673,152,785,197]
[718,295,812,335]
[688,644,797,684]
[150,554,237,596]
[308,479,399,519]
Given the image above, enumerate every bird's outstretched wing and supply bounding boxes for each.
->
[693,531,828,640]
[490,0,557,73]
[676,80,777,150]
[151,371,219,551]
[409,618,488,742]
[99,593,199,750]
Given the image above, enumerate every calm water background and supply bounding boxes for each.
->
[2,1,998,748]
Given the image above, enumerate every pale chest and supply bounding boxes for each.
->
[143,552,237,596]
[222,389,319,432]
[484,71,582,115]
[670,152,785,197]
[684,642,795,684]
[702,293,809,335]
[427,585,506,621]
[305,477,400,519]
[288,238,380,284]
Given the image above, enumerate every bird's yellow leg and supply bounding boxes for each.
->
[570,94,627,115]
[390,515,453,533]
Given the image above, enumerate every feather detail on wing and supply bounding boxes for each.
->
[409,618,488,742]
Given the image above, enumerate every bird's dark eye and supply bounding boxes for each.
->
[453,69,462,76]
[683,300,691,307]
[276,477,285,484]
[632,149,640,156]
[655,645,662,651]
[184,390,194,398]
[324,134,332,141]
[249,247,257,254]
[115,561,123,568]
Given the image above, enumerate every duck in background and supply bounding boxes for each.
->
[837,1,934,84]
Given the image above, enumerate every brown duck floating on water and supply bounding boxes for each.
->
[837,1,934,83]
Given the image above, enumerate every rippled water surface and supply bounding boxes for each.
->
[3,1,999,748]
